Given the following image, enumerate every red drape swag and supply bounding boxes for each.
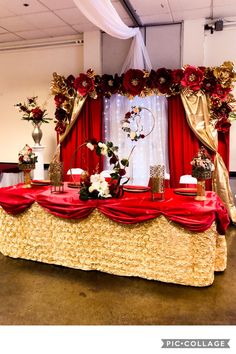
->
[61,96,103,179]
[168,95,200,188]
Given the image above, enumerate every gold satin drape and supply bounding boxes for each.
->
[51,95,87,163]
[181,90,236,222]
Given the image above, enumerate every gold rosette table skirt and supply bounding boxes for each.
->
[0,203,226,287]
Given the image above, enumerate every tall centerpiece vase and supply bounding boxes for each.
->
[32,121,43,146]
[149,165,165,201]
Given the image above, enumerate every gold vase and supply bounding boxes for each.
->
[19,163,35,188]
[23,169,32,188]
[195,179,206,201]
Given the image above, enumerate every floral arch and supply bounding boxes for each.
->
[51,61,236,222]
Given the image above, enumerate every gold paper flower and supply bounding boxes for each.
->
[213,61,236,88]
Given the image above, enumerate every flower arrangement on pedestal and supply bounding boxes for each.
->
[79,140,129,200]
[15,96,52,146]
[191,146,215,200]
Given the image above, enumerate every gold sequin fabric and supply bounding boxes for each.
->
[0,203,227,287]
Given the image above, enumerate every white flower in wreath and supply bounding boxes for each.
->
[86,142,94,151]
[122,122,130,129]
[129,131,137,140]
[98,142,108,155]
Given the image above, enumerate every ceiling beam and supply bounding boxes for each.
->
[119,0,143,27]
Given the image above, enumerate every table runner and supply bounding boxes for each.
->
[0,183,230,234]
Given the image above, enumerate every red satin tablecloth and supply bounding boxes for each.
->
[0,183,230,235]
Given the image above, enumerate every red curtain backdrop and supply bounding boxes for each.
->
[218,131,230,171]
[61,96,103,179]
[168,95,200,188]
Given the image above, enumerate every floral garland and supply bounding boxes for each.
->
[79,139,129,200]
[51,61,236,133]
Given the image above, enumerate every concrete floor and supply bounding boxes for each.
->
[0,224,235,325]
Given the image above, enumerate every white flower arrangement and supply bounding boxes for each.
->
[88,173,111,198]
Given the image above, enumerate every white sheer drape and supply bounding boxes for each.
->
[73,0,152,72]
[104,95,169,186]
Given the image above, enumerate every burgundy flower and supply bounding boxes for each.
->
[181,66,204,91]
[119,168,126,176]
[54,94,66,107]
[55,107,68,122]
[215,118,231,133]
[156,68,172,94]
[65,75,75,88]
[211,84,231,101]
[100,74,120,97]
[171,69,184,84]
[55,121,67,134]
[110,156,118,164]
[123,69,145,96]
[31,107,44,120]
[146,70,158,90]
[74,73,95,97]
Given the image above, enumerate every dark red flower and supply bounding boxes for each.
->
[211,84,231,101]
[110,156,118,164]
[181,66,204,91]
[215,118,231,133]
[123,69,145,96]
[146,70,158,89]
[65,75,75,88]
[54,94,66,107]
[74,73,95,97]
[125,112,131,119]
[156,68,172,94]
[55,107,68,122]
[100,74,120,97]
[171,69,184,84]
[31,107,44,120]
[55,121,66,134]
[119,168,126,176]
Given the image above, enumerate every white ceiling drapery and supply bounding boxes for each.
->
[73,0,152,72]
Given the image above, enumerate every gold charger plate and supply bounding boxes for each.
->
[123,185,150,193]
[31,180,51,186]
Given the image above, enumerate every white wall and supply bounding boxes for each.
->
[0,42,83,163]
[102,24,181,74]
[204,27,236,171]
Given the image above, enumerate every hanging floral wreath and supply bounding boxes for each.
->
[121,106,155,141]
[51,61,236,133]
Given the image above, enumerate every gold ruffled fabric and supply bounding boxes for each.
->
[0,204,226,287]
[181,90,236,223]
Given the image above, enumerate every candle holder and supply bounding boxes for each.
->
[149,165,165,201]
[49,161,64,193]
